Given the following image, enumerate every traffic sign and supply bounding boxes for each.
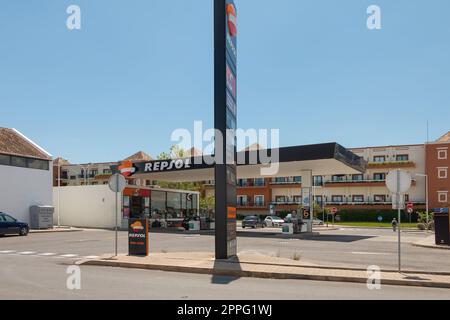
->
[386,170,412,194]
[331,207,338,215]
[108,174,127,193]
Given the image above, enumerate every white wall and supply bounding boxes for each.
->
[0,164,53,223]
[53,185,121,229]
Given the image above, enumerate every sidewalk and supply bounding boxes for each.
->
[30,226,83,234]
[79,252,450,289]
[413,235,450,250]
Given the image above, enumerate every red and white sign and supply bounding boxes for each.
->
[407,202,414,213]
[226,3,237,37]
[331,207,338,214]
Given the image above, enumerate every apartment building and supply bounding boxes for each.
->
[426,132,450,210]
[205,139,440,216]
[53,151,153,187]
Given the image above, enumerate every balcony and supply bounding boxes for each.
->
[269,180,302,187]
[367,161,415,169]
[270,201,301,206]
[237,201,266,208]
[325,201,426,206]
[237,181,266,188]
[324,178,417,188]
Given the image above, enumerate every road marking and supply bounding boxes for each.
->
[83,255,100,259]
[0,250,15,254]
[37,253,57,256]
[59,254,79,258]
[18,251,37,255]
[351,252,391,256]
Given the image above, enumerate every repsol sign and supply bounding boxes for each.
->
[143,159,191,172]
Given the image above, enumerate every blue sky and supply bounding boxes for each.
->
[0,0,449,163]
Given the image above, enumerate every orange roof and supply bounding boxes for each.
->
[124,151,152,161]
[435,131,450,143]
[0,128,52,160]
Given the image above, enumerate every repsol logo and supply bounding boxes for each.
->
[144,159,191,172]
[129,233,146,238]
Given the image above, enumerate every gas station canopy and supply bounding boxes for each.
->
[128,143,366,182]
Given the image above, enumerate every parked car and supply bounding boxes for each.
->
[313,218,324,226]
[242,216,265,229]
[264,216,285,227]
[0,212,29,236]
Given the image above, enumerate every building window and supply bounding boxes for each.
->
[313,176,322,186]
[11,156,27,168]
[438,168,448,179]
[0,154,10,165]
[373,156,386,163]
[438,192,448,203]
[254,195,264,206]
[332,175,345,182]
[404,194,409,202]
[373,173,386,181]
[314,195,323,205]
[103,169,111,174]
[275,177,287,183]
[331,195,343,203]
[293,176,302,183]
[438,149,448,160]
[28,159,50,170]
[352,195,364,203]
[237,196,247,206]
[352,174,363,181]
[275,196,286,203]
[254,178,265,186]
[374,195,386,203]
[293,196,302,203]
[396,154,409,161]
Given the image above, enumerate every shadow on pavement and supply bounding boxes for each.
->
[301,234,376,243]
[211,256,242,285]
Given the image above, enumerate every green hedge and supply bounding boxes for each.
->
[333,209,418,222]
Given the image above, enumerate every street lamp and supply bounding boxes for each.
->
[416,173,429,232]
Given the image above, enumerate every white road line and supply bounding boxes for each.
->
[83,255,100,259]
[37,253,57,256]
[18,251,37,255]
[0,250,15,254]
[59,254,79,258]
[351,252,391,255]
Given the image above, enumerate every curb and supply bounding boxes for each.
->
[412,242,450,251]
[30,228,83,234]
[80,259,450,289]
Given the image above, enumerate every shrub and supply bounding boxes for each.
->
[417,223,426,231]
[334,209,418,222]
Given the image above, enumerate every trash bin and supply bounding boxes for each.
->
[29,205,54,229]
[435,212,450,245]
[189,220,201,231]
[282,223,294,235]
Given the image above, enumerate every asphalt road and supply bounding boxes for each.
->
[1,227,449,299]
[1,254,449,300]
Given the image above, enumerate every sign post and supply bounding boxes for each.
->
[214,0,238,259]
[386,169,412,272]
[108,173,127,257]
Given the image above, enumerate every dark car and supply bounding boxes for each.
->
[0,212,29,236]
[242,216,265,229]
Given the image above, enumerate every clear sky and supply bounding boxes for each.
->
[0,0,449,163]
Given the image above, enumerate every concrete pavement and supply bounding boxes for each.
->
[80,252,450,289]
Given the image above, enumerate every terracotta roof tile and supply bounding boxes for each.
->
[0,128,51,160]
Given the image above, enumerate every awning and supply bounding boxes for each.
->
[115,142,366,182]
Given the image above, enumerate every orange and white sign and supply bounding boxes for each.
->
[226,3,237,37]
[118,160,136,177]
